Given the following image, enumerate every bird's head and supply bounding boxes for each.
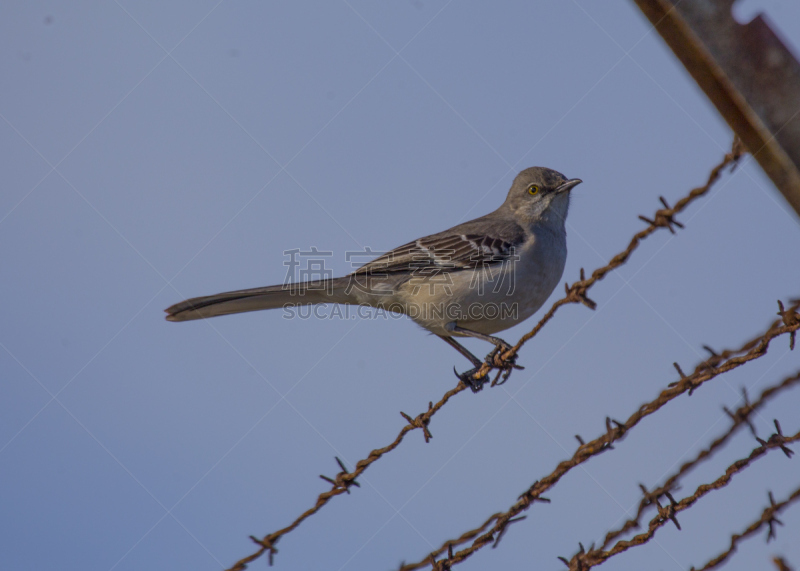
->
[503,167,582,225]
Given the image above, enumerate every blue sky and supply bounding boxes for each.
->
[2,1,800,570]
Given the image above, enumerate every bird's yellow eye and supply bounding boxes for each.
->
[528,184,539,195]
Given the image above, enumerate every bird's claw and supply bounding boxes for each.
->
[453,366,488,393]
[487,344,523,368]
[486,344,523,386]
[453,344,524,393]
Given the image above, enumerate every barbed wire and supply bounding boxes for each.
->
[398,368,800,570]
[224,139,780,571]
[396,302,800,571]
[690,487,800,571]
[599,369,800,550]
[558,424,799,570]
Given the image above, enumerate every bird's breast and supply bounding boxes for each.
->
[505,230,567,316]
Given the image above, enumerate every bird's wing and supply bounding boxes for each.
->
[353,223,525,276]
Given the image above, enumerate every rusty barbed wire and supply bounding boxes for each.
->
[226,140,749,570]
[397,299,800,571]
[689,487,800,571]
[556,426,799,570]
[599,369,800,550]
[774,556,795,571]
[227,386,466,570]
[412,370,800,559]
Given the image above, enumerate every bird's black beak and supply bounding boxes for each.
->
[556,179,582,193]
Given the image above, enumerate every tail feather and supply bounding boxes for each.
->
[165,278,352,322]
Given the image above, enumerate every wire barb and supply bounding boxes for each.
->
[400,409,433,442]
[319,457,360,494]
[638,196,685,234]
[777,299,799,350]
[765,419,794,459]
[492,515,527,548]
[656,492,681,530]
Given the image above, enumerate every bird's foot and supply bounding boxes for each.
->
[486,344,524,386]
[453,344,525,392]
[453,366,489,393]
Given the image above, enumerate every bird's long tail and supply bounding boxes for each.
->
[165,277,353,322]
